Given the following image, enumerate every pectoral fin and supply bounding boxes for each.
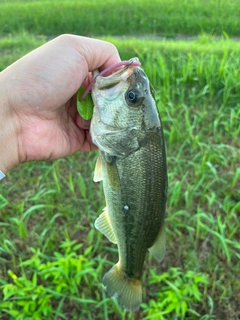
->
[93,156,103,182]
[94,207,117,244]
[148,224,166,262]
[105,157,120,190]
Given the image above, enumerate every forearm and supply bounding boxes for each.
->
[0,71,20,175]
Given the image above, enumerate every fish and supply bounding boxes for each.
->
[90,58,168,312]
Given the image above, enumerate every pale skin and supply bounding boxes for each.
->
[0,34,121,175]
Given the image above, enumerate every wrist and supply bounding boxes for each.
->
[0,71,20,175]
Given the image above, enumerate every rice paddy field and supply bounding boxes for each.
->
[0,0,239,319]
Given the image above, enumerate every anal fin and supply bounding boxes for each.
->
[94,207,117,244]
[148,223,166,262]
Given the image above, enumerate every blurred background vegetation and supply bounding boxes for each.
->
[0,0,239,319]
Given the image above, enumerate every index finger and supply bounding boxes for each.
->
[61,34,121,73]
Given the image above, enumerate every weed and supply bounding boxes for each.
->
[142,268,209,319]
[0,239,98,319]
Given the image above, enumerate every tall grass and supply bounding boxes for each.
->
[0,34,239,319]
[0,0,240,37]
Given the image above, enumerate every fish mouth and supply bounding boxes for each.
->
[95,61,140,90]
[80,58,141,101]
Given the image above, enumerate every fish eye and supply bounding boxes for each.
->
[128,91,136,101]
[125,88,143,106]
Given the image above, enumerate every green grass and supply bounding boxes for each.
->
[0,33,239,319]
[1,0,240,37]
[0,32,46,70]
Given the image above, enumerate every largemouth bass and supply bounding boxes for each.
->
[90,58,168,312]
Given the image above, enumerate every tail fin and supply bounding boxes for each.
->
[102,263,142,312]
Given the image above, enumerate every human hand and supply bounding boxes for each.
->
[0,34,120,174]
